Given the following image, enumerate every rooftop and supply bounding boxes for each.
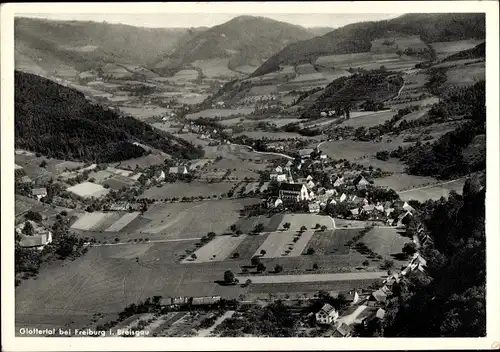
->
[280,183,304,192]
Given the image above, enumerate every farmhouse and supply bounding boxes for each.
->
[353,175,370,190]
[31,187,47,201]
[279,183,309,202]
[339,193,347,203]
[16,221,53,250]
[403,201,416,213]
[333,176,345,187]
[316,303,339,325]
[275,166,283,173]
[169,166,189,175]
[397,211,413,227]
[15,163,23,170]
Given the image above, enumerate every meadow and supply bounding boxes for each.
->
[139,181,235,200]
[185,108,255,120]
[445,63,485,86]
[398,179,465,202]
[431,39,484,60]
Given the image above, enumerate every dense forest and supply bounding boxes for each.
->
[302,70,403,118]
[382,180,485,336]
[394,81,486,179]
[15,71,203,162]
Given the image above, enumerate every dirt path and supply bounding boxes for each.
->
[236,271,386,284]
[398,178,462,194]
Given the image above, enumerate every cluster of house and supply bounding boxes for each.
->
[15,220,53,250]
[315,251,428,337]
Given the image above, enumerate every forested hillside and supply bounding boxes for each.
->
[252,13,485,76]
[15,17,199,73]
[302,70,403,118]
[392,81,485,179]
[382,181,485,336]
[154,15,315,74]
[15,71,203,162]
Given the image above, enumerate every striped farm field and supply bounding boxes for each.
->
[338,110,395,128]
[105,212,141,232]
[70,212,110,231]
[254,230,315,258]
[182,235,248,263]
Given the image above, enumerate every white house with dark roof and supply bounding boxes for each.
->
[316,303,339,325]
[168,166,189,175]
[31,187,47,201]
[16,221,52,250]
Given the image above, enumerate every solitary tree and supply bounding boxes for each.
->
[362,260,370,267]
[224,270,235,285]
[242,267,249,274]
[306,247,315,255]
[320,225,328,232]
[260,249,267,256]
[254,223,264,233]
[22,221,34,236]
[283,222,291,231]
[207,232,216,240]
[245,279,252,287]
[274,264,283,273]
[232,252,240,259]
[251,256,261,266]
[191,253,197,260]
[315,223,321,229]
[300,225,307,232]
[230,224,238,233]
[257,263,266,273]
[312,263,319,270]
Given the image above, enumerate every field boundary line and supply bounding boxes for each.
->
[398,178,462,194]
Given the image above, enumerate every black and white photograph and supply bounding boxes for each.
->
[1,1,499,350]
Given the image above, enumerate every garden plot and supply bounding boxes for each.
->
[229,234,269,258]
[90,212,125,232]
[240,271,386,284]
[172,69,199,81]
[253,230,315,258]
[67,182,110,198]
[182,235,248,264]
[70,212,110,231]
[105,212,141,232]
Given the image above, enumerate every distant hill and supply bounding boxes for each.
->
[307,27,336,36]
[15,71,203,162]
[14,17,201,76]
[153,15,315,75]
[442,42,485,62]
[252,13,486,77]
